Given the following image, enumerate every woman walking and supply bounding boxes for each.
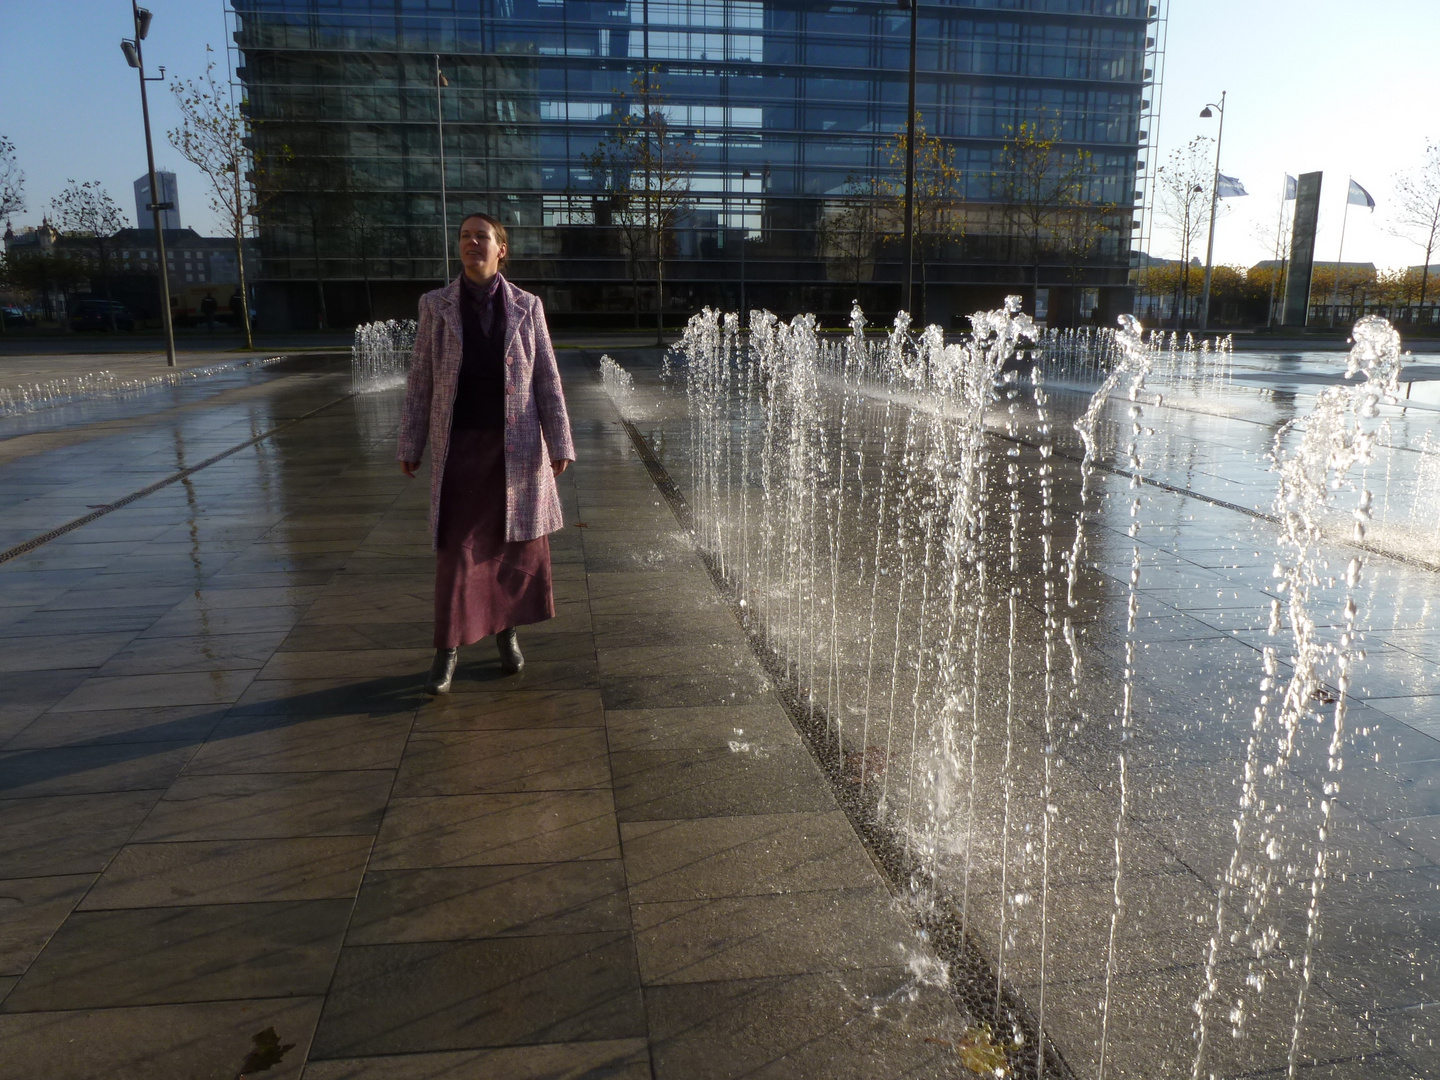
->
[398,213,576,694]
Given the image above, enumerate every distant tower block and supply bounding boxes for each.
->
[134,171,181,231]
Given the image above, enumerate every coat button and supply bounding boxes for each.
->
[506,385,514,394]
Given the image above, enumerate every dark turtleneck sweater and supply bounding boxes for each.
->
[451,273,507,431]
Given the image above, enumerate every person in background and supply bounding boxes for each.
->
[397,212,576,695]
[200,291,217,331]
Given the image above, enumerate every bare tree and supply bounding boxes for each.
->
[1055,198,1122,323]
[883,115,964,325]
[0,134,25,336]
[1251,184,1293,326]
[4,248,86,323]
[342,191,385,324]
[0,134,23,227]
[169,52,274,348]
[818,174,890,292]
[995,111,1098,318]
[49,180,129,331]
[576,164,648,329]
[266,152,345,330]
[1154,136,1213,328]
[1390,141,1440,322]
[586,69,696,344]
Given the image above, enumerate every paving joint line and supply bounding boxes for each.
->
[994,427,1440,575]
[0,390,357,566]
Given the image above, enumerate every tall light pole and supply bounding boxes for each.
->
[740,168,750,317]
[120,3,176,367]
[1197,91,1226,334]
[435,55,451,283]
[898,0,918,317]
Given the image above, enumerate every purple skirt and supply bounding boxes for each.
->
[435,428,554,648]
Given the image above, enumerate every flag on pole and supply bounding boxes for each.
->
[1284,174,1297,200]
[1347,179,1376,209]
[1216,174,1249,198]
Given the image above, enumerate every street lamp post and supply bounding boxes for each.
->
[120,2,176,367]
[898,0,918,317]
[740,169,750,318]
[1197,91,1226,335]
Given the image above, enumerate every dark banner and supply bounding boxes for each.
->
[1283,171,1323,327]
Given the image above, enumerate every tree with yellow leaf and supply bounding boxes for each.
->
[994,111,1098,313]
[883,115,964,326]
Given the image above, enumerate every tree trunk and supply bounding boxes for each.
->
[234,171,255,349]
[235,226,254,349]
[100,242,118,332]
[1033,231,1042,323]
[917,244,927,329]
[655,234,665,347]
[1421,252,1432,325]
[632,251,641,330]
[312,221,328,330]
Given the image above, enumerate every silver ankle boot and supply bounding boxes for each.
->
[425,648,458,694]
[497,628,524,674]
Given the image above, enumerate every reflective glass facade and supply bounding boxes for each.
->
[232,0,1159,328]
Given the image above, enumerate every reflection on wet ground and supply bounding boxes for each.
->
[0,343,1436,1077]
[0,351,984,1078]
[620,339,1440,1079]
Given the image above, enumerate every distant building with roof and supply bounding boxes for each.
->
[1250,260,1376,276]
[3,223,257,325]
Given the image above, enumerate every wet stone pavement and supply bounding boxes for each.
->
[0,352,970,1079]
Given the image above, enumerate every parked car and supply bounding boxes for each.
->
[70,300,136,331]
[2,305,28,329]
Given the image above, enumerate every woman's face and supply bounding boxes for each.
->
[458,218,506,279]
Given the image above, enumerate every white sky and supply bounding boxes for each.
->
[1152,0,1439,271]
[1,1,1435,272]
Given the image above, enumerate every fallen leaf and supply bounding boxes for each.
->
[237,1027,296,1078]
[956,1024,1014,1077]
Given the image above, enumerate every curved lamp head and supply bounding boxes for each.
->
[120,39,140,68]
[1199,106,1213,118]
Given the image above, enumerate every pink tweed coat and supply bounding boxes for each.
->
[398,275,576,544]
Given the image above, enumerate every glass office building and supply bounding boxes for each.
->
[231,0,1163,329]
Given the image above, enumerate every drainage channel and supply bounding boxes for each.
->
[0,390,356,566]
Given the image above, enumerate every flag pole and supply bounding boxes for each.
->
[1329,177,1352,329]
[1267,173,1286,327]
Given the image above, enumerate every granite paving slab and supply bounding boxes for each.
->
[0,351,1016,1077]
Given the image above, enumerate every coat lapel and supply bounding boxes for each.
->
[500,275,526,361]
[435,277,462,350]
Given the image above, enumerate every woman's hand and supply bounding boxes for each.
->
[551,459,572,477]
[400,461,420,478]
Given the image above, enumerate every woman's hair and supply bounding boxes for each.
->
[458,212,508,268]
